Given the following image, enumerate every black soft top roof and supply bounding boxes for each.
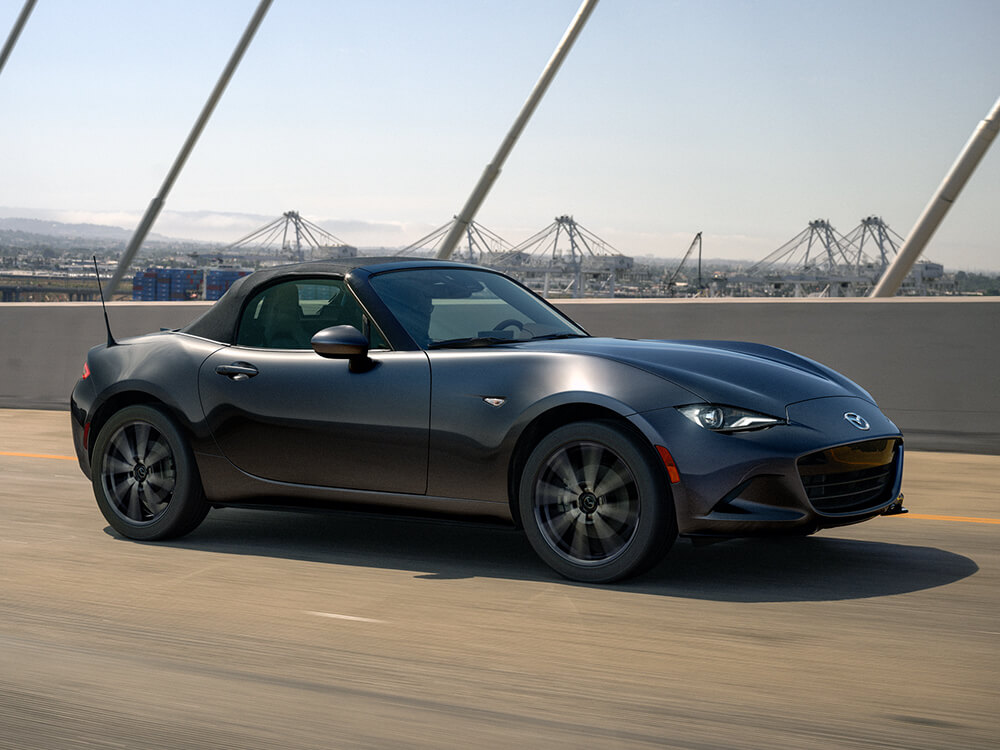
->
[181,256,470,344]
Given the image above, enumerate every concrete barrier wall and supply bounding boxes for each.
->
[0,302,211,413]
[2,298,997,453]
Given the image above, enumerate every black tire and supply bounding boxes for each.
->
[90,404,209,541]
[519,420,676,583]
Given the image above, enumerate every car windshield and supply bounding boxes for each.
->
[369,267,588,349]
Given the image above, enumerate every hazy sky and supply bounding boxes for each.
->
[1,0,998,268]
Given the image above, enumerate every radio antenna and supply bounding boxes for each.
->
[93,256,117,347]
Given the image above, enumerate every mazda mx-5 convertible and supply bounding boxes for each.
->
[71,258,905,582]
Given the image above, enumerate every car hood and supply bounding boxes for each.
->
[517,337,873,416]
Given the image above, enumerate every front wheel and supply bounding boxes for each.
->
[519,421,676,583]
[91,404,209,541]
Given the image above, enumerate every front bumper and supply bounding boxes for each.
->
[635,396,904,537]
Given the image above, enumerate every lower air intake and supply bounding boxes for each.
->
[797,439,901,515]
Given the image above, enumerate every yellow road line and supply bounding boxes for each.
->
[0,450,77,461]
[896,513,1000,525]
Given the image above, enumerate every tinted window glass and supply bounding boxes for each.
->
[369,268,585,348]
[236,278,388,350]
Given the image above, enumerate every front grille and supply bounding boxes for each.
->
[797,439,901,514]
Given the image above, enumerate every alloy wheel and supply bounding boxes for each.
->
[533,440,641,565]
[99,420,177,525]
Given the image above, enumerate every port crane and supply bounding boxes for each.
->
[666,232,702,295]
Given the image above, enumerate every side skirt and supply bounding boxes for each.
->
[195,452,514,524]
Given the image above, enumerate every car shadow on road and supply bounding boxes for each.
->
[135,506,978,603]
[638,535,978,602]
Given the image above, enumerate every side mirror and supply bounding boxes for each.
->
[311,325,376,372]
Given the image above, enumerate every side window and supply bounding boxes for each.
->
[236,278,389,350]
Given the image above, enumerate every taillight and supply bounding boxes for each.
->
[82,362,90,379]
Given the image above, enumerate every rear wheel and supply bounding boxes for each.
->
[91,405,208,540]
[519,421,675,583]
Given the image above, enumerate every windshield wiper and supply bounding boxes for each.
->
[428,332,588,349]
[528,333,590,341]
[427,336,516,349]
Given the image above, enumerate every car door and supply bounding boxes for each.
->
[197,278,430,494]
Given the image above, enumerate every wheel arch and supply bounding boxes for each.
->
[86,389,197,459]
[82,334,222,463]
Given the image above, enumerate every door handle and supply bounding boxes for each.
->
[215,363,258,381]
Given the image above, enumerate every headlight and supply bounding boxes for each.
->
[677,404,783,432]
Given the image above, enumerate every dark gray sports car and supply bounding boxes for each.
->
[71,258,905,582]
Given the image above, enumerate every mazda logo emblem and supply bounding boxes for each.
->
[844,412,870,431]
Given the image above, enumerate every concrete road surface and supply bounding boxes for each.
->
[1,409,997,749]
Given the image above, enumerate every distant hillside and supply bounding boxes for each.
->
[0,217,173,243]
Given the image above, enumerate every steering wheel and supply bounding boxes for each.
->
[491,318,524,332]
